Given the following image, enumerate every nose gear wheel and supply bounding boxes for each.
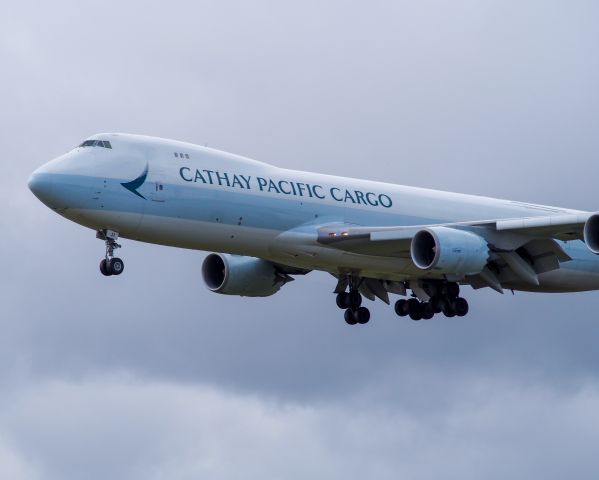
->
[97,229,125,276]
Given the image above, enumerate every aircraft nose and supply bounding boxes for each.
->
[28,170,52,197]
[28,170,59,208]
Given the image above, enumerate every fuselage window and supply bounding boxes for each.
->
[174,152,179,158]
[185,154,189,159]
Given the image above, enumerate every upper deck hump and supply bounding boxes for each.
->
[89,132,273,170]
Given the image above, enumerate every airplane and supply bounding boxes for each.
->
[28,133,599,325]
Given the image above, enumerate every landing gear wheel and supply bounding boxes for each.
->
[356,307,370,324]
[453,297,469,317]
[108,257,125,276]
[349,291,362,309]
[98,230,124,277]
[394,299,409,317]
[100,259,112,276]
[442,303,456,318]
[430,295,444,314]
[408,299,422,321]
[344,309,358,325]
[336,292,351,309]
[444,282,460,299]
[421,303,435,320]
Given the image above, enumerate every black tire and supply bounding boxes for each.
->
[344,309,358,325]
[349,290,362,309]
[408,299,422,321]
[445,282,460,299]
[356,306,370,324]
[442,303,456,317]
[422,303,435,320]
[394,299,409,316]
[336,292,350,309]
[109,257,124,276]
[430,295,444,313]
[453,297,469,317]
[100,259,112,276]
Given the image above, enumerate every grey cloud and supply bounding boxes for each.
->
[0,437,38,480]
[2,0,599,477]
[2,375,599,480]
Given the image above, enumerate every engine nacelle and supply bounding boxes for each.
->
[201,253,288,297]
[410,227,489,275]
[584,213,599,254]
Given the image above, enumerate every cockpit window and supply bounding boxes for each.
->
[79,139,112,149]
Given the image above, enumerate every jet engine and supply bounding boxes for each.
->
[584,213,599,254]
[410,226,489,275]
[201,253,291,297]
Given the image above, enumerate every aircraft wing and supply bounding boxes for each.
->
[493,213,591,240]
[317,212,594,254]
[317,224,418,257]
[316,212,599,292]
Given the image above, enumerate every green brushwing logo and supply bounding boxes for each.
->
[121,163,148,199]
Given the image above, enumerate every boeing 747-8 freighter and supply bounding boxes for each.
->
[28,133,599,324]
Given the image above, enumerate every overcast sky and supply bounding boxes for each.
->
[3,1,599,478]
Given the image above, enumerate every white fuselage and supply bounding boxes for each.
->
[28,133,599,293]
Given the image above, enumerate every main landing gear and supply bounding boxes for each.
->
[336,288,371,325]
[97,229,125,277]
[394,296,468,320]
[394,282,468,320]
[334,279,470,325]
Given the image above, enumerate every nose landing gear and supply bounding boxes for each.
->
[97,229,124,277]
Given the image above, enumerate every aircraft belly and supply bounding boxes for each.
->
[131,219,422,280]
[133,214,277,256]
[540,268,599,292]
[502,266,599,293]
[100,211,424,279]
[62,208,143,238]
[267,246,416,278]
